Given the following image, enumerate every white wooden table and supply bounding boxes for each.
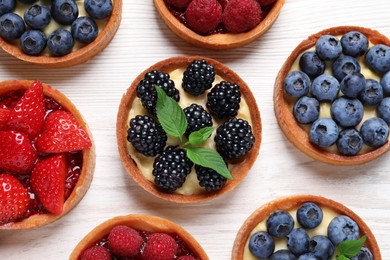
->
[0,0,389,259]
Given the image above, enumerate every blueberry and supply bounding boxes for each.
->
[331,97,364,127]
[0,0,15,17]
[249,231,275,259]
[0,13,25,41]
[380,71,390,95]
[308,235,334,260]
[328,215,359,245]
[332,55,361,81]
[309,118,339,147]
[71,16,98,44]
[350,246,373,260]
[311,74,340,102]
[340,72,366,98]
[47,28,74,56]
[20,29,46,56]
[341,31,369,57]
[270,250,297,260]
[337,128,364,156]
[287,228,309,256]
[299,52,326,78]
[365,44,390,74]
[18,0,37,3]
[24,4,51,29]
[51,0,78,25]
[84,0,113,20]
[284,71,310,98]
[293,96,320,124]
[377,97,390,124]
[360,117,389,148]
[298,253,320,260]
[297,202,323,229]
[267,210,294,238]
[316,35,342,61]
[358,79,383,106]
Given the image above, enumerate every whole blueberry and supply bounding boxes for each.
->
[350,247,373,260]
[0,13,25,41]
[18,0,37,3]
[377,97,390,124]
[310,118,339,147]
[365,44,390,74]
[358,79,383,106]
[47,28,74,56]
[71,16,98,44]
[360,117,389,148]
[316,35,342,61]
[380,71,390,95]
[0,0,15,17]
[297,202,323,229]
[311,74,340,102]
[24,4,51,29]
[328,215,359,245]
[284,71,310,98]
[51,0,78,25]
[332,55,361,81]
[298,253,320,260]
[308,235,334,260]
[331,97,364,127]
[84,0,113,20]
[293,96,320,124]
[287,228,309,256]
[267,210,294,238]
[270,250,297,260]
[337,128,364,156]
[20,29,46,56]
[299,51,326,78]
[341,31,369,57]
[249,231,275,259]
[340,72,366,98]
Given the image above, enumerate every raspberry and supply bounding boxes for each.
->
[195,164,227,191]
[257,0,276,6]
[185,0,222,35]
[165,0,193,9]
[184,104,213,137]
[207,81,241,119]
[80,245,111,260]
[108,225,143,257]
[223,0,262,33]
[177,256,197,260]
[142,233,178,260]
[182,59,215,96]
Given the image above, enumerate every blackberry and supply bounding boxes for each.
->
[153,146,193,192]
[215,118,255,160]
[184,104,213,137]
[207,81,241,119]
[182,59,215,96]
[195,165,227,192]
[127,115,167,157]
[136,70,180,115]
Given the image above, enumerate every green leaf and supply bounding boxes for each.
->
[186,147,233,180]
[188,126,215,146]
[155,86,187,139]
[337,255,350,260]
[337,236,366,258]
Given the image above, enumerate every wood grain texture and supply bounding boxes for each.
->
[0,0,389,259]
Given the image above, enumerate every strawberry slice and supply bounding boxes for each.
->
[36,110,92,153]
[0,108,10,129]
[0,131,38,174]
[0,173,30,225]
[7,81,45,138]
[31,154,67,214]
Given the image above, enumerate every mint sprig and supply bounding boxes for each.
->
[187,126,215,146]
[337,236,366,259]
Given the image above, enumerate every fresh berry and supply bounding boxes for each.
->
[309,118,339,147]
[270,250,297,260]
[108,225,143,257]
[0,173,29,225]
[340,72,366,98]
[142,233,178,260]
[381,71,390,95]
[293,96,320,124]
[360,117,389,148]
[299,52,326,79]
[195,164,227,192]
[80,245,111,260]
[297,202,323,229]
[358,79,383,106]
[184,104,213,136]
[0,13,25,41]
[20,30,47,56]
[337,128,363,156]
[165,0,192,8]
[365,44,390,74]
[308,235,334,260]
[267,210,294,238]
[0,108,10,129]
[331,97,364,128]
[341,31,369,57]
[177,256,197,260]
[36,110,92,153]
[284,71,311,98]
[350,247,373,260]
[84,0,113,20]
[249,231,275,259]
[332,55,361,81]
[287,228,310,256]
[377,97,390,124]
[257,0,276,6]
[24,4,51,29]
[207,81,241,119]
[0,0,15,17]
[316,35,342,61]
[71,16,98,44]
[51,0,78,25]
[311,74,339,102]
[182,59,215,96]
[185,0,222,35]
[223,0,262,33]
[327,215,359,245]
[47,28,75,57]
[18,0,37,3]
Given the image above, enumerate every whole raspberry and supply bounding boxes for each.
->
[108,225,143,257]
[165,0,193,9]
[80,245,111,260]
[223,0,262,33]
[177,256,197,260]
[257,0,276,6]
[185,0,222,35]
[142,233,178,260]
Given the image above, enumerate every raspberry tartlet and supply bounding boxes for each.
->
[274,26,390,165]
[232,195,381,259]
[117,56,261,203]
[0,80,95,229]
[154,0,285,49]
[70,214,208,259]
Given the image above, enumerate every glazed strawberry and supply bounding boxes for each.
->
[31,154,67,214]
[223,0,262,33]
[7,81,45,138]
[108,225,143,257]
[0,108,10,129]
[0,173,29,225]
[36,110,92,153]
[0,130,38,174]
[185,0,222,35]
[142,233,178,260]
[80,245,111,260]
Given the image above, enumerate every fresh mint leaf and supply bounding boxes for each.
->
[186,147,233,180]
[337,255,349,260]
[188,126,215,146]
[337,235,366,259]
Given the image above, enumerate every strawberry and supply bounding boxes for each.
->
[80,246,112,260]
[35,110,92,153]
[0,130,38,174]
[7,81,45,138]
[31,154,67,214]
[142,233,178,260]
[0,108,11,129]
[108,225,143,257]
[0,173,30,225]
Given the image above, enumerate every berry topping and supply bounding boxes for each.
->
[80,245,111,260]
[331,97,364,128]
[266,210,294,238]
[311,74,339,102]
[84,0,113,20]
[340,72,366,98]
[71,16,98,44]
[293,96,319,124]
[0,108,10,129]
[249,231,275,259]
[332,55,361,81]
[308,235,334,259]
[20,30,47,56]
[47,28,75,57]
[270,250,297,260]
[166,0,193,9]
[341,31,369,57]
[360,117,389,148]
[142,233,178,260]
[24,4,51,30]
[177,256,197,260]
[284,71,310,98]
[299,52,326,79]
[51,0,79,25]
[0,13,25,41]
[315,35,342,61]
[327,215,359,245]
[297,202,323,229]
[184,104,213,137]
[336,128,364,156]
[0,0,15,17]
[256,0,276,6]
[358,79,384,106]
[309,118,339,147]
[185,0,222,35]
[365,44,390,74]
[377,97,390,124]
[207,81,241,119]
[223,0,262,33]
[351,247,373,260]
[182,59,215,96]
[108,225,143,257]
[195,164,227,191]
[381,71,390,95]
[287,228,310,256]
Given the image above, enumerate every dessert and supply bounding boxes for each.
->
[0,80,95,229]
[232,195,381,259]
[154,0,285,49]
[274,26,390,165]
[117,56,261,203]
[69,214,208,259]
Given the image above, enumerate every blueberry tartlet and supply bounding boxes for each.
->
[116,56,261,203]
[274,26,390,165]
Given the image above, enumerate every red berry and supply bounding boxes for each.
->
[142,233,178,260]
[257,0,276,6]
[108,225,143,257]
[166,0,193,9]
[177,256,196,260]
[223,0,262,33]
[0,108,10,130]
[185,0,222,35]
[80,245,112,260]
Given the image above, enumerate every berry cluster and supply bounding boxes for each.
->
[284,31,390,155]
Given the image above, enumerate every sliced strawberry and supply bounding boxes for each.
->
[31,154,67,214]
[7,81,45,138]
[0,173,30,225]
[0,108,11,129]
[0,130,38,174]
[36,110,92,153]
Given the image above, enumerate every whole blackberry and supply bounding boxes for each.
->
[127,115,167,157]
[182,59,215,96]
[153,146,194,192]
[136,70,180,115]
[215,118,255,160]
[207,81,241,119]
[184,104,213,137]
[195,165,227,192]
